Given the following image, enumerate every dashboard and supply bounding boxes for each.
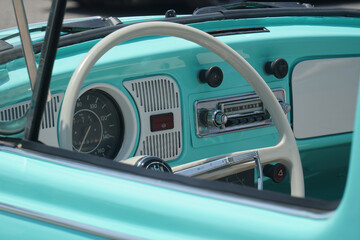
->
[0,19,359,176]
[0,18,359,201]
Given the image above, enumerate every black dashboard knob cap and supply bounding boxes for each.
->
[263,163,287,183]
[136,156,173,173]
[198,66,223,88]
[264,58,288,79]
[165,9,177,18]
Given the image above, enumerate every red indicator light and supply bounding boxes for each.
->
[150,113,174,132]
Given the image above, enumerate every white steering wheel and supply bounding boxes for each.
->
[59,21,304,198]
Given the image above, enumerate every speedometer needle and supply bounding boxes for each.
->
[78,125,91,152]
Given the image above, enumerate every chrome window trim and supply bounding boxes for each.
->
[0,202,142,240]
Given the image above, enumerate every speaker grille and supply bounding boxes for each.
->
[140,131,182,159]
[124,76,182,161]
[130,77,179,112]
[0,93,62,130]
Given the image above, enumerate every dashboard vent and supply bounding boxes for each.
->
[129,77,179,112]
[0,93,63,130]
[207,27,269,37]
[124,76,182,161]
[0,102,29,121]
[40,95,62,129]
[139,131,182,159]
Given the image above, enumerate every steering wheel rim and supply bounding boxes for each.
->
[59,21,304,198]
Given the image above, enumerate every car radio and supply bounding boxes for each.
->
[195,89,289,137]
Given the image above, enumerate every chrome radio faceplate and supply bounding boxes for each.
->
[195,89,287,137]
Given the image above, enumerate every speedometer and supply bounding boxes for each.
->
[72,89,124,159]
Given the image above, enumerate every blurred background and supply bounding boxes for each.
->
[1,0,360,30]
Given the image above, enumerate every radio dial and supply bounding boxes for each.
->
[203,110,228,128]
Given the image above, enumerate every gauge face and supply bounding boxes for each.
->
[72,89,124,159]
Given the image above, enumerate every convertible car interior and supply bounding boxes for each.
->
[0,0,359,238]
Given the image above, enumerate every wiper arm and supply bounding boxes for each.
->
[1,27,44,42]
[61,17,122,33]
[194,1,312,15]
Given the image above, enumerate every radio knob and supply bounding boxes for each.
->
[279,101,291,115]
[203,110,228,128]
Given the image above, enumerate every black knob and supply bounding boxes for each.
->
[136,156,173,173]
[264,58,288,79]
[165,9,177,18]
[263,163,287,183]
[198,66,223,88]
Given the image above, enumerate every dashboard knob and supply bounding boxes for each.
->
[165,9,176,18]
[279,101,291,115]
[263,163,287,183]
[264,58,288,79]
[201,110,228,128]
[198,66,223,88]
[136,156,173,173]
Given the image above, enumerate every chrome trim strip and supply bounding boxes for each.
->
[254,152,263,191]
[175,151,257,177]
[0,202,143,240]
[0,145,335,220]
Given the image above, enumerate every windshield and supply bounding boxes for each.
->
[1,0,359,29]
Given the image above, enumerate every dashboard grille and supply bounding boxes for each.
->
[0,102,29,122]
[130,78,179,112]
[124,76,182,161]
[40,95,61,129]
[0,94,62,130]
[139,131,182,159]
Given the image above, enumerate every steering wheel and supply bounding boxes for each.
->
[59,21,304,198]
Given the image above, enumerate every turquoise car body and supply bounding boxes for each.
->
[0,2,360,239]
